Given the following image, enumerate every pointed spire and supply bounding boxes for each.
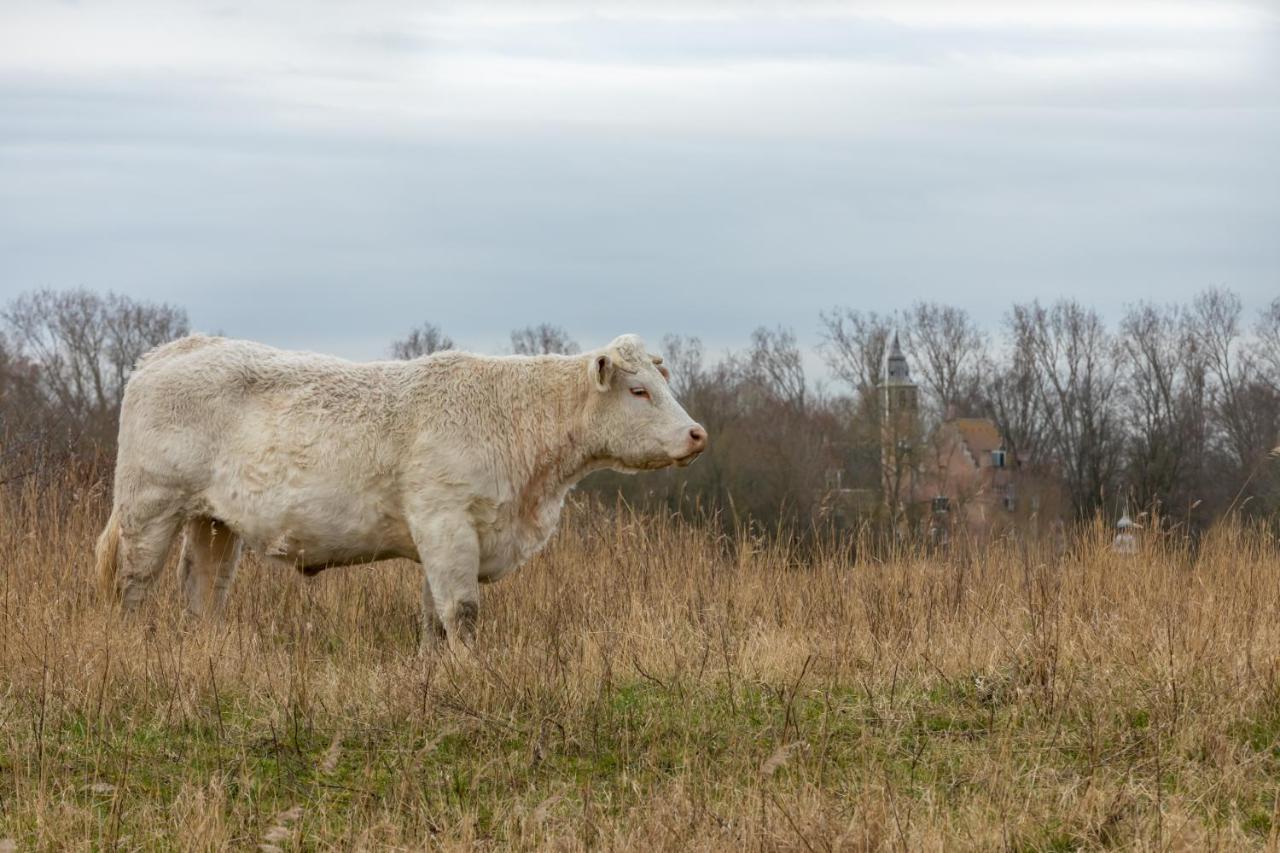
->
[885,330,911,384]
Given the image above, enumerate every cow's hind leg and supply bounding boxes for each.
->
[178,516,242,618]
[116,501,184,612]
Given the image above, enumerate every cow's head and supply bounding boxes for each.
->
[585,334,707,472]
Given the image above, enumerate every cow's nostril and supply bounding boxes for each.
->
[689,426,707,447]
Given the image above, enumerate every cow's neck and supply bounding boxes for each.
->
[506,362,601,529]
[514,429,598,530]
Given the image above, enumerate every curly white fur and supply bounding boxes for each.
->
[95,333,706,646]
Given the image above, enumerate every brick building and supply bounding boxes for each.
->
[877,337,1063,539]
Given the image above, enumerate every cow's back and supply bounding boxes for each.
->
[127,334,409,420]
[116,336,437,557]
[119,336,414,488]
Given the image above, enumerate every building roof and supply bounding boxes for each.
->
[951,418,1002,457]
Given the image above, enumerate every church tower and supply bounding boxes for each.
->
[880,333,920,517]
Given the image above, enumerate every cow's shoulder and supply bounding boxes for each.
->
[135,333,227,371]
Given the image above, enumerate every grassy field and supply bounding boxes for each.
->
[3,473,1280,850]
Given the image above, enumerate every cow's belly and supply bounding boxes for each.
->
[204,478,415,568]
[197,448,565,578]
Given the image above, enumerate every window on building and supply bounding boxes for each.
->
[991,448,1006,468]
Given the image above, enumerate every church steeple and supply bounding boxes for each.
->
[885,332,911,385]
[880,330,919,519]
[881,331,918,420]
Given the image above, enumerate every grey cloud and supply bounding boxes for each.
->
[410,13,1262,68]
[0,5,1276,362]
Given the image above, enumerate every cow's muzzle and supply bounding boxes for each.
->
[672,425,707,467]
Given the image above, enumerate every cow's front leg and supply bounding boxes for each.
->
[410,513,480,651]
[419,583,447,648]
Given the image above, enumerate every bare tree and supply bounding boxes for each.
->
[984,313,1047,468]
[390,322,455,359]
[0,332,61,483]
[819,307,893,400]
[1255,295,1280,394]
[0,331,46,434]
[1013,300,1123,517]
[0,332,31,415]
[510,324,579,356]
[747,326,807,412]
[1254,300,1280,515]
[2,288,188,445]
[902,302,986,421]
[659,334,705,400]
[1188,289,1272,473]
[818,308,898,508]
[1118,302,1207,516]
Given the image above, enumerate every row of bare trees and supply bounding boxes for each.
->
[0,289,189,479]
[592,289,1280,530]
[2,287,1277,530]
[996,291,1280,523]
[391,321,581,359]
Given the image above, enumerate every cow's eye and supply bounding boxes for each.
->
[630,387,650,399]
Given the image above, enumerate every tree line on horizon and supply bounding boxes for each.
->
[2,286,1278,534]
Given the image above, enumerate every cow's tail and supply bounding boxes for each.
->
[95,510,122,598]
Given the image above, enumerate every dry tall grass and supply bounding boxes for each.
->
[3,471,1280,850]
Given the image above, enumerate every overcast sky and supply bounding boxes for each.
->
[1,0,1276,363]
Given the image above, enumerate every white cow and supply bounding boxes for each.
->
[94,333,706,645]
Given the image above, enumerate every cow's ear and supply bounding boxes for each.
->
[589,353,614,392]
